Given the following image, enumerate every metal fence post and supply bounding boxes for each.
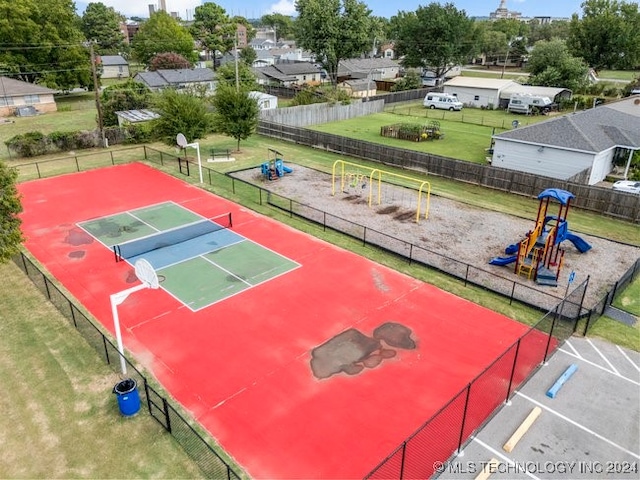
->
[43,274,51,299]
[543,313,558,363]
[103,336,111,364]
[110,150,114,165]
[162,397,172,434]
[457,383,472,455]
[506,339,521,402]
[75,156,80,172]
[399,441,407,480]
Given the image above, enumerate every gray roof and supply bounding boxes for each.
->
[0,76,57,96]
[115,109,160,123]
[338,58,400,75]
[495,97,640,152]
[253,66,297,82]
[340,78,373,91]
[100,55,128,66]
[274,62,320,75]
[134,68,215,88]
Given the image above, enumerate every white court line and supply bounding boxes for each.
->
[617,345,640,373]
[201,255,253,287]
[587,338,620,375]
[564,339,582,358]
[517,392,640,460]
[128,211,161,231]
[557,348,640,386]
[472,437,541,480]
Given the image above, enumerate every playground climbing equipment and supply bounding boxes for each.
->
[261,148,293,181]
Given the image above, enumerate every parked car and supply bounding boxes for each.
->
[612,180,640,194]
[423,93,463,111]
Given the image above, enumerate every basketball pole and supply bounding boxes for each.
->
[110,284,148,375]
[176,133,203,184]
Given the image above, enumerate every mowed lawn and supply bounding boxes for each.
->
[0,260,206,479]
[307,105,554,163]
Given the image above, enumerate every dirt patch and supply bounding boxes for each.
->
[232,165,640,310]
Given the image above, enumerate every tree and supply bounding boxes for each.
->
[0,161,23,263]
[81,2,126,55]
[100,80,152,127]
[260,13,294,41]
[190,3,236,67]
[295,0,373,87]
[568,0,640,70]
[391,71,421,91]
[527,19,570,46]
[132,11,197,66]
[215,61,259,90]
[152,89,213,144]
[0,0,91,90]
[211,84,259,151]
[238,46,257,66]
[527,39,589,91]
[391,3,477,78]
[149,52,192,71]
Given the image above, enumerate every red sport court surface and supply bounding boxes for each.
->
[19,163,541,479]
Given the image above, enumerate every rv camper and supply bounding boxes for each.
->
[507,93,557,115]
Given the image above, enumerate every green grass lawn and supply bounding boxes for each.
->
[0,260,206,478]
[461,69,528,81]
[597,70,639,82]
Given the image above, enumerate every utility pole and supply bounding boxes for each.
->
[89,42,105,146]
[234,33,239,92]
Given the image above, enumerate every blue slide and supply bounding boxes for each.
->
[489,255,517,266]
[564,232,592,253]
[282,164,293,174]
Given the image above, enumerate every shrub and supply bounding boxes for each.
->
[5,132,50,157]
[48,131,77,151]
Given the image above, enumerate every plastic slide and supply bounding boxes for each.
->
[282,164,293,174]
[489,255,517,266]
[564,232,592,253]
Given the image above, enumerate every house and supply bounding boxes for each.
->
[253,65,298,87]
[338,58,401,82]
[272,62,322,85]
[0,76,57,117]
[133,68,216,93]
[249,91,278,110]
[337,78,376,98]
[490,96,640,185]
[250,38,275,51]
[379,43,395,60]
[99,55,129,79]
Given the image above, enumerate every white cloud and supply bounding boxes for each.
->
[268,0,296,15]
[97,0,203,18]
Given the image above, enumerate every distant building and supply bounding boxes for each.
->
[490,0,521,20]
[236,24,248,48]
[134,68,216,93]
[0,76,58,117]
[99,55,130,79]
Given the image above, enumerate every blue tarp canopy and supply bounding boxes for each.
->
[538,188,575,205]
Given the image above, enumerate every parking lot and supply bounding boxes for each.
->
[438,337,640,479]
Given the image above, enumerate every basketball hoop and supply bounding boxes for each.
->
[176,133,203,184]
[134,258,159,289]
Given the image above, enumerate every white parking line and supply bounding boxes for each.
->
[616,345,640,373]
[472,437,541,480]
[564,339,582,358]
[517,392,640,460]
[557,348,640,386]
[587,338,620,375]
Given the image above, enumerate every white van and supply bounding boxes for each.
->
[423,93,463,111]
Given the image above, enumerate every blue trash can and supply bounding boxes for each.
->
[113,378,141,416]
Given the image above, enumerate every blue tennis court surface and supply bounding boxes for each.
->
[79,202,300,311]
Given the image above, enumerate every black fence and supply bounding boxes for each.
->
[11,252,242,480]
[12,145,639,479]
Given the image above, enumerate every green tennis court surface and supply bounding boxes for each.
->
[79,202,299,311]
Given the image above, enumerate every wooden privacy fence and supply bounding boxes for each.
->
[259,99,385,127]
[256,121,640,223]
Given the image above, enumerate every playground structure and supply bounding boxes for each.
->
[331,159,431,223]
[261,148,293,181]
[490,188,591,287]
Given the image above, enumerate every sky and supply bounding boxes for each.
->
[76,0,585,21]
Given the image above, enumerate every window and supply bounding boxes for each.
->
[24,94,40,104]
[303,75,307,81]
[0,97,15,107]
[474,95,480,101]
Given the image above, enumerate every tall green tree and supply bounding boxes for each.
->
[100,79,152,127]
[390,3,477,77]
[215,62,259,90]
[0,0,91,89]
[0,161,23,263]
[260,13,294,41]
[527,19,570,46]
[295,0,373,86]
[81,2,126,55]
[211,84,259,152]
[238,46,257,66]
[191,3,236,67]
[568,0,640,70]
[132,11,197,66]
[527,39,589,91]
[152,89,212,144]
